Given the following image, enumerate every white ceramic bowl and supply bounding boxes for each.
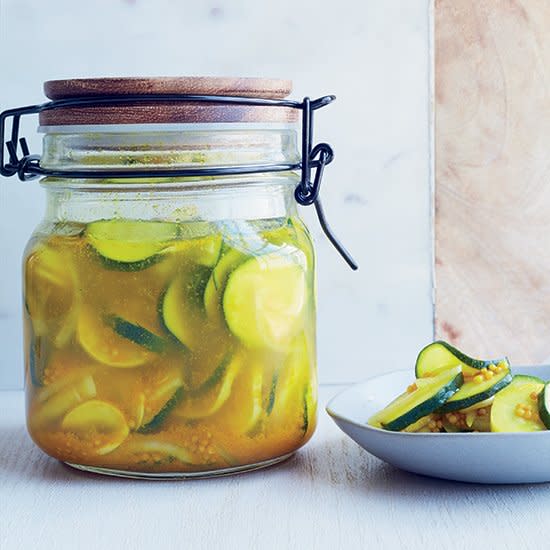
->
[326,365,550,484]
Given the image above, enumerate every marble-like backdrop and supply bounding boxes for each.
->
[0,0,432,388]
[436,0,550,363]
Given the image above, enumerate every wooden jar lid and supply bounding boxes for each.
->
[40,76,297,126]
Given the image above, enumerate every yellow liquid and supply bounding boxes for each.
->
[24,217,317,473]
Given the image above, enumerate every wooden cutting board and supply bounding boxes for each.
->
[435,0,550,363]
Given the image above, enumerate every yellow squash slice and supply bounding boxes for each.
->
[62,400,129,455]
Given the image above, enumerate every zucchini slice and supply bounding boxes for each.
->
[105,315,166,353]
[86,219,179,270]
[174,354,241,420]
[161,266,211,350]
[438,362,512,412]
[415,341,506,378]
[203,246,248,324]
[32,374,97,427]
[223,253,307,350]
[164,234,222,267]
[215,354,264,435]
[368,366,463,432]
[25,244,79,348]
[61,400,129,455]
[267,334,315,435]
[123,439,194,465]
[538,383,550,429]
[491,375,546,432]
[138,387,184,433]
[401,415,433,433]
[458,396,495,412]
[78,306,158,368]
[139,366,184,428]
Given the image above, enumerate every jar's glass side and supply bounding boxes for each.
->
[24,119,317,476]
[23,182,317,475]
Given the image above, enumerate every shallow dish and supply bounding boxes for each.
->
[326,365,550,484]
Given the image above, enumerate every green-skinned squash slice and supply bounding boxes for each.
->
[416,342,512,412]
[223,253,307,350]
[203,246,248,325]
[25,244,79,349]
[491,375,546,432]
[173,353,241,420]
[161,265,211,350]
[86,219,180,270]
[164,234,222,267]
[415,341,507,378]
[78,306,165,368]
[538,383,550,429]
[139,364,184,428]
[369,366,463,431]
[121,438,194,465]
[438,362,512,412]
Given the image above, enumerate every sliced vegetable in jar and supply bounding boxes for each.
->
[161,265,211,350]
[368,366,463,432]
[25,320,45,387]
[203,246,248,324]
[267,334,315,435]
[61,400,129,455]
[25,244,79,348]
[164,234,223,267]
[106,315,166,353]
[491,375,546,432]
[174,353,241,420]
[215,353,264,435]
[122,438,194,465]
[223,253,306,350]
[138,387,184,433]
[86,219,180,270]
[77,306,159,368]
[140,364,185,428]
[32,374,97,427]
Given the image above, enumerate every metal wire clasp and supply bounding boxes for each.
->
[0,93,357,269]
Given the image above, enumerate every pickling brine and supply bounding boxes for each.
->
[24,216,317,474]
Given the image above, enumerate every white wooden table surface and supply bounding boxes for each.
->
[2,386,549,550]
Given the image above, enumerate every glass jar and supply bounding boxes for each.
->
[21,77,319,478]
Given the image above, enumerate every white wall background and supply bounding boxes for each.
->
[0,0,432,389]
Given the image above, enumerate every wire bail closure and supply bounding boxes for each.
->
[0,93,357,270]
